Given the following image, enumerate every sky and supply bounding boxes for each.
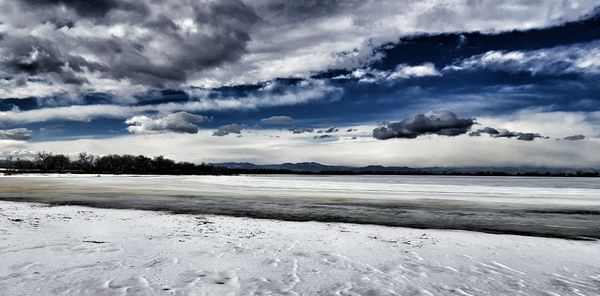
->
[1,0,600,167]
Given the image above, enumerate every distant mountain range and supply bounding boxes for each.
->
[213,162,417,173]
[212,162,600,176]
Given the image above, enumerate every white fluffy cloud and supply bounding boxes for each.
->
[0,128,32,140]
[0,148,37,160]
[125,112,207,134]
[445,41,600,75]
[335,63,441,83]
[260,116,293,125]
[387,64,441,80]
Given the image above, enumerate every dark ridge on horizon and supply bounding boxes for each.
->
[211,162,600,177]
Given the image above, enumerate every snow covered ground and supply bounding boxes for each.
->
[1,201,599,296]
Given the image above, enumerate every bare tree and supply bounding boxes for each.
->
[77,152,96,172]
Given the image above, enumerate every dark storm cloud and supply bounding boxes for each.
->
[2,0,260,91]
[372,111,475,140]
[563,134,586,141]
[316,127,338,133]
[2,37,63,75]
[76,0,260,88]
[470,127,544,141]
[3,0,362,96]
[0,128,33,140]
[514,133,543,141]
[0,35,104,84]
[255,0,362,22]
[289,127,314,134]
[213,124,244,136]
[313,134,335,140]
[20,0,149,19]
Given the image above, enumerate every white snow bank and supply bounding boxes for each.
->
[0,201,599,296]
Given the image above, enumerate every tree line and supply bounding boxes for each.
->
[1,153,598,177]
[3,152,234,175]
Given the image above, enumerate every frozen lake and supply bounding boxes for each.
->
[1,175,599,239]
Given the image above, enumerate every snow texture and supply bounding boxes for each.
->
[1,201,599,296]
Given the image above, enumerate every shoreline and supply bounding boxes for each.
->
[1,174,599,240]
[1,196,599,241]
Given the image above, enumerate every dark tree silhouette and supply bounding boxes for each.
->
[77,152,96,173]
[0,153,598,177]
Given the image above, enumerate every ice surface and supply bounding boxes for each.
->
[1,175,599,239]
[0,201,599,296]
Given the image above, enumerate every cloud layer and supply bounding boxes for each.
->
[0,2,599,168]
[0,0,597,98]
[0,80,341,124]
[4,124,600,168]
